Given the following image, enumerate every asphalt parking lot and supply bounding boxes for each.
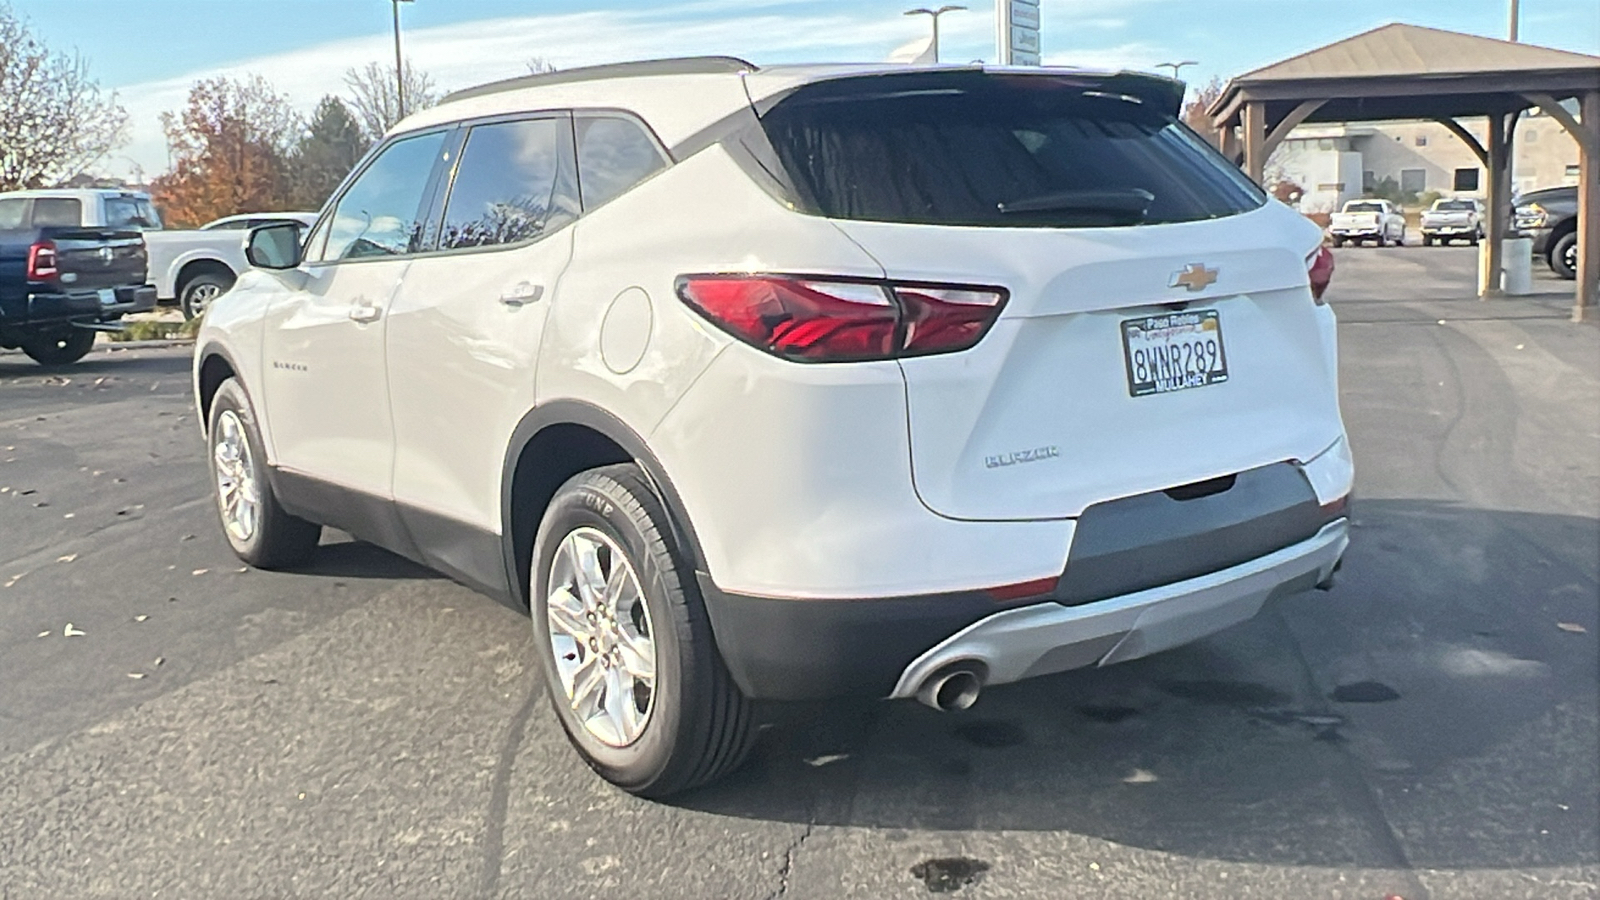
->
[1,245,1595,900]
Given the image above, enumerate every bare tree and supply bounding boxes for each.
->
[526,57,558,75]
[344,59,437,142]
[0,2,128,190]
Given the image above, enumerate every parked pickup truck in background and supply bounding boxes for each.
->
[1420,198,1484,246]
[0,195,156,366]
[1514,186,1580,280]
[0,189,316,318]
[1330,199,1407,247]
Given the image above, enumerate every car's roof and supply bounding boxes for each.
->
[0,188,151,201]
[398,59,1178,151]
[1520,185,1577,201]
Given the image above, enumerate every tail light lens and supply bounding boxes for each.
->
[1306,244,1334,304]
[27,241,59,281]
[676,275,1006,362]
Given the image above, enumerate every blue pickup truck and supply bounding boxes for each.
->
[1,194,157,365]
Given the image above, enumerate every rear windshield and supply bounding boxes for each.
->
[1345,202,1385,213]
[758,72,1265,229]
[1436,200,1475,210]
[106,197,162,229]
[0,198,23,229]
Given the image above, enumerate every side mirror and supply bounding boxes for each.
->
[246,222,304,270]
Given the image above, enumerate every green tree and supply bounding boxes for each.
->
[290,96,366,211]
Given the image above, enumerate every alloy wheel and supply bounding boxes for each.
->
[212,409,260,543]
[546,527,657,747]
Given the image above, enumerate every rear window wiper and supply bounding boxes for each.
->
[997,188,1155,217]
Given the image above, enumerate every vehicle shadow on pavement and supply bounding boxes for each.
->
[0,345,195,379]
[677,499,1599,871]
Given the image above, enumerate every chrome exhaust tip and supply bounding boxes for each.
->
[916,666,982,712]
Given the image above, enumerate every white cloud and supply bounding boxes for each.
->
[102,0,1166,180]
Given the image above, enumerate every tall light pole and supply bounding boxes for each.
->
[904,6,966,64]
[1156,60,1199,80]
[1508,0,1520,40]
[392,0,415,120]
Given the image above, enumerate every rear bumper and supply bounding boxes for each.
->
[703,514,1349,702]
[22,285,157,323]
[889,519,1347,699]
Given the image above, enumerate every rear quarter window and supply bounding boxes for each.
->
[758,72,1265,229]
[0,198,24,229]
[575,114,668,210]
[31,198,83,227]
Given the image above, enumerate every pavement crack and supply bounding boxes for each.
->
[477,678,541,899]
[763,820,815,900]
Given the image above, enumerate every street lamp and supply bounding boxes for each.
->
[904,6,966,64]
[392,0,415,120]
[1156,60,1199,80]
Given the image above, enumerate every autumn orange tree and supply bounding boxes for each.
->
[1181,77,1225,150]
[150,76,301,227]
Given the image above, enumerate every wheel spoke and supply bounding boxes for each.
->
[568,657,605,718]
[616,627,655,683]
[546,587,590,640]
[602,665,640,742]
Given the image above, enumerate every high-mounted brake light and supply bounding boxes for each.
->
[27,241,59,281]
[676,275,1006,362]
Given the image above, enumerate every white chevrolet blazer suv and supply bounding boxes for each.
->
[194,58,1353,796]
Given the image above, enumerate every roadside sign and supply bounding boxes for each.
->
[997,0,1041,66]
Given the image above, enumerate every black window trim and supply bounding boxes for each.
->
[415,110,579,261]
[299,106,677,267]
[302,124,457,269]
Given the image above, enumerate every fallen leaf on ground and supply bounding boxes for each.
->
[133,614,148,623]
[805,754,849,767]
[57,553,77,563]
[37,630,50,638]
[127,672,145,679]
[153,657,165,667]
[63,623,85,637]
[1557,622,1587,634]
[191,568,209,576]
[1122,768,1159,784]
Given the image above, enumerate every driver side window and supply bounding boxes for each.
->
[314,130,447,263]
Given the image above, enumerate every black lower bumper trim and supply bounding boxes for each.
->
[697,574,1023,701]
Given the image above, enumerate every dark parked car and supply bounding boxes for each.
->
[0,195,157,365]
[1514,186,1579,280]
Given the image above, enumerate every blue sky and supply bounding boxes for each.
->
[10,0,1599,180]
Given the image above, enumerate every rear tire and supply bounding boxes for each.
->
[180,271,235,320]
[531,464,756,797]
[1550,231,1578,280]
[22,329,95,366]
[1331,237,1345,248]
[206,378,321,568]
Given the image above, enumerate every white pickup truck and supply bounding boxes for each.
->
[1329,199,1407,247]
[0,189,315,318]
[1419,198,1484,246]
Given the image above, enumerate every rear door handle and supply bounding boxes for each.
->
[349,299,382,323]
[499,282,544,307]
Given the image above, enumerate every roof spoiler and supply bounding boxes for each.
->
[443,56,758,105]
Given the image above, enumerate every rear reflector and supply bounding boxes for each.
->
[985,576,1059,602]
[677,275,1006,362]
[1306,244,1334,304]
[1319,493,1349,517]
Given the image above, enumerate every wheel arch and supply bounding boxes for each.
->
[501,401,707,609]
[194,342,244,436]
[175,258,237,298]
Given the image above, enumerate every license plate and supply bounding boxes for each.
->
[98,288,117,306]
[1121,310,1229,397]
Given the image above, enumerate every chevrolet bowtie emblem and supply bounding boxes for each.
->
[1169,263,1219,292]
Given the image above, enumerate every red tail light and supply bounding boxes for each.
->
[676,275,1006,362]
[27,241,59,281]
[1306,244,1333,304]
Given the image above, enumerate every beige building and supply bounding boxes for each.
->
[1271,107,1582,213]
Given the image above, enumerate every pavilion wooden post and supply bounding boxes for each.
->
[1480,113,1511,297]
[1575,91,1599,322]
[1243,101,1267,184]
